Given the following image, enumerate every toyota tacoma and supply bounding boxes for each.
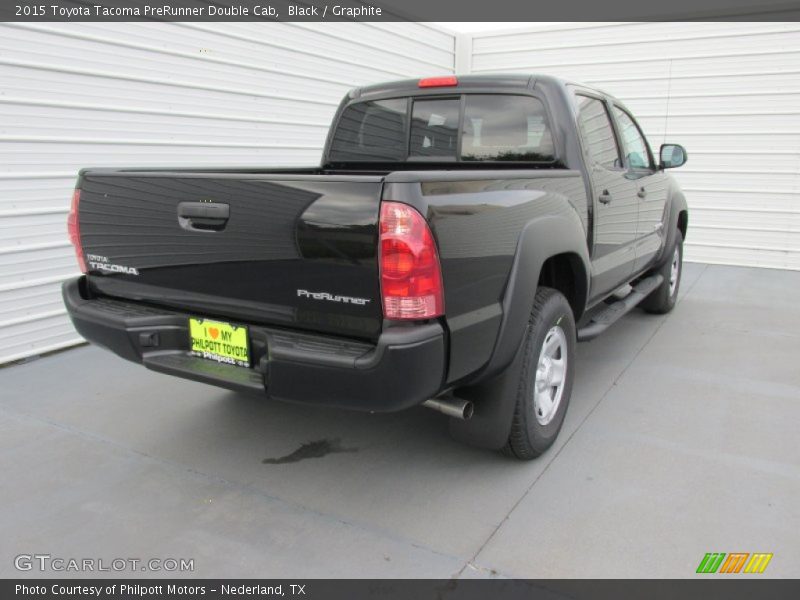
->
[63,74,688,459]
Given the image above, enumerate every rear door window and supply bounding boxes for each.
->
[462,95,555,162]
[575,95,622,170]
[409,98,460,159]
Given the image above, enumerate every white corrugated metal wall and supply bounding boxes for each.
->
[467,22,800,271]
[0,22,455,364]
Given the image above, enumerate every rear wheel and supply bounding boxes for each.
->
[641,230,683,314]
[503,287,576,460]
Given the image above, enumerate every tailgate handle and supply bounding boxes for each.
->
[178,202,229,231]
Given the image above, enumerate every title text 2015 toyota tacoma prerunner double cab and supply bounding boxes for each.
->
[63,75,688,459]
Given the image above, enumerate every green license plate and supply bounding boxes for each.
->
[189,317,250,368]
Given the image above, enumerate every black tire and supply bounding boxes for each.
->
[503,287,576,460]
[641,230,683,314]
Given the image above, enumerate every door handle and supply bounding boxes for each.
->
[637,187,648,199]
[177,202,229,231]
[599,190,612,204]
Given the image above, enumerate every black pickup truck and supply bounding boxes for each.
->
[63,74,688,459]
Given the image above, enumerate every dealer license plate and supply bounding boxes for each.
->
[189,317,250,368]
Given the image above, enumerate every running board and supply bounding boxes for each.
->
[577,274,664,342]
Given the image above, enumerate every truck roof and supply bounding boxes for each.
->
[351,73,615,102]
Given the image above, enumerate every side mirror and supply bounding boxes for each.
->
[660,143,687,169]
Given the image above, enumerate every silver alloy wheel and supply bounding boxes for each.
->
[669,246,681,297]
[533,325,568,426]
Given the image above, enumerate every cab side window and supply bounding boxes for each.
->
[575,94,621,170]
[612,106,653,170]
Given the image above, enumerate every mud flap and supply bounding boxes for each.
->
[448,327,529,450]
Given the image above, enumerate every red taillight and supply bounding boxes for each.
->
[379,202,444,320]
[418,76,458,88]
[67,188,87,273]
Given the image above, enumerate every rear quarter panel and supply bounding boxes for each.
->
[383,170,589,385]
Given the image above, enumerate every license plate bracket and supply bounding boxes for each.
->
[189,317,250,368]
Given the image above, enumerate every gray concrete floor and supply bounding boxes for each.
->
[1,264,798,578]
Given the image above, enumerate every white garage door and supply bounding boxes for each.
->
[468,22,800,271]
[0,22,455,364]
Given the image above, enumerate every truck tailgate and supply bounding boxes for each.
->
[76,172,384,340]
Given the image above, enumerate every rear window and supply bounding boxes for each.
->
[462,95,554,162]
[328,98,408,162]
[327,94,555,163]
[409,98,460,159]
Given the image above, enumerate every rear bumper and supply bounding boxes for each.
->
[62,277,446,412]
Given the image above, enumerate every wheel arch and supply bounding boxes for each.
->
[483,211,589,381]
[449,212,589,451]
[654,185,689,267]
[537,252,589,323]
[677,209,688,241]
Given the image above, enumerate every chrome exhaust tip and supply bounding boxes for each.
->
[422,396,474,420]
